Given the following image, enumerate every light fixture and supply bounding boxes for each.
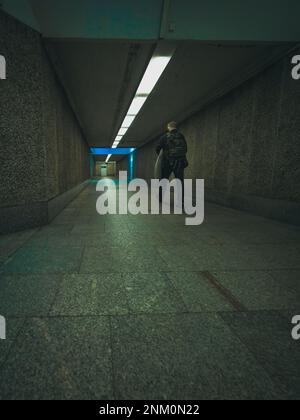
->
[112,141,121,149]
[127,96,147,115]
[122,115,135,128]
[105,51,174,162]
[118,127,128,136]
[105,154,112,163]
[136,56,172,96]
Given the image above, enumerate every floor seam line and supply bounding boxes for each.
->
[201,271,247,312]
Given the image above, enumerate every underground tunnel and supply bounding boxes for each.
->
[0,0,300,402]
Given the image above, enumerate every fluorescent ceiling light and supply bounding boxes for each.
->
[122,115,135,128]
[136,56,172,96]
[127,96,147,115]
[105,154,112,163]
[118,127,128,136]
[107,52,174,159]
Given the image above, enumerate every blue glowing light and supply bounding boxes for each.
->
[128,150,136,181]
[90,148,136,155]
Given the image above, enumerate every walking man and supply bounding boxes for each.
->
[156,121,188,203]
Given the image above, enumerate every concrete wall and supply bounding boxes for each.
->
[0,11,90,233]
[126,48,300,225]
[117,157,130,174]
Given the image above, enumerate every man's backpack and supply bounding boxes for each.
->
[166,131,187,160]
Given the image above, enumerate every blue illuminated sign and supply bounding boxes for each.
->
[90,148,136,155]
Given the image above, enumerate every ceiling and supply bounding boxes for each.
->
[3,0,300,42]
[2,1,298,161]
[46,39,294,160]
[47,40,155,148]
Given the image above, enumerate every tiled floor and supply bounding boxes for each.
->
[0,181,300,400]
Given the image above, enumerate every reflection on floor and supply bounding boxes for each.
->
[0,182,300,400]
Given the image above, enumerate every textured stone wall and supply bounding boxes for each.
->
[41,47,89,200]
[0,11,89,232]
[125,49,300,224]
[117,156,131,174]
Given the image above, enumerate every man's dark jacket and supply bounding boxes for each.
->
[156,129,188,162]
